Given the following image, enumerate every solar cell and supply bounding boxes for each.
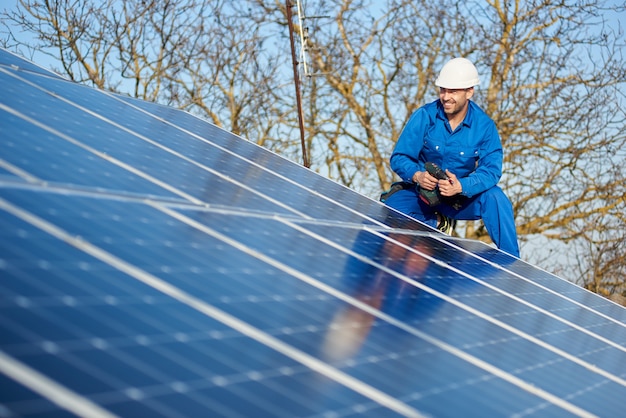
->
[1,48,625,417]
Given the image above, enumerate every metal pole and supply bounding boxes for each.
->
[286,0,310,168]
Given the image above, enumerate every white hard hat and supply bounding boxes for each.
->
[435,57,480,89]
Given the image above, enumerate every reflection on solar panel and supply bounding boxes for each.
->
[1,47,625,417]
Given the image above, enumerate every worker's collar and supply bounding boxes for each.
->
[436,100,474,128]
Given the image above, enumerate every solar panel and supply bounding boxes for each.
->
[1,48,625,417]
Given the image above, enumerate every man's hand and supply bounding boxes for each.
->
[412,171,438,190]
[438,170,462,196]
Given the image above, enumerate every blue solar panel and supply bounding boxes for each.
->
[2,48,626,417]
[0,49,63,79]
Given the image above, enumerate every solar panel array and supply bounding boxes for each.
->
[1,48,625,417]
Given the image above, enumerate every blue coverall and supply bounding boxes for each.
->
[385,99,520,257]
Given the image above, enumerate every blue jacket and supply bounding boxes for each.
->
[390,100,503,198]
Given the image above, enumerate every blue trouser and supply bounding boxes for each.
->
[384,185,520,257]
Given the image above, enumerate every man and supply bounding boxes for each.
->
[382,57,520,257]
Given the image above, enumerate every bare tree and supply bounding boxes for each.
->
[468,0,626,296]
[1,0,291,147]
[2,0,625,302]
